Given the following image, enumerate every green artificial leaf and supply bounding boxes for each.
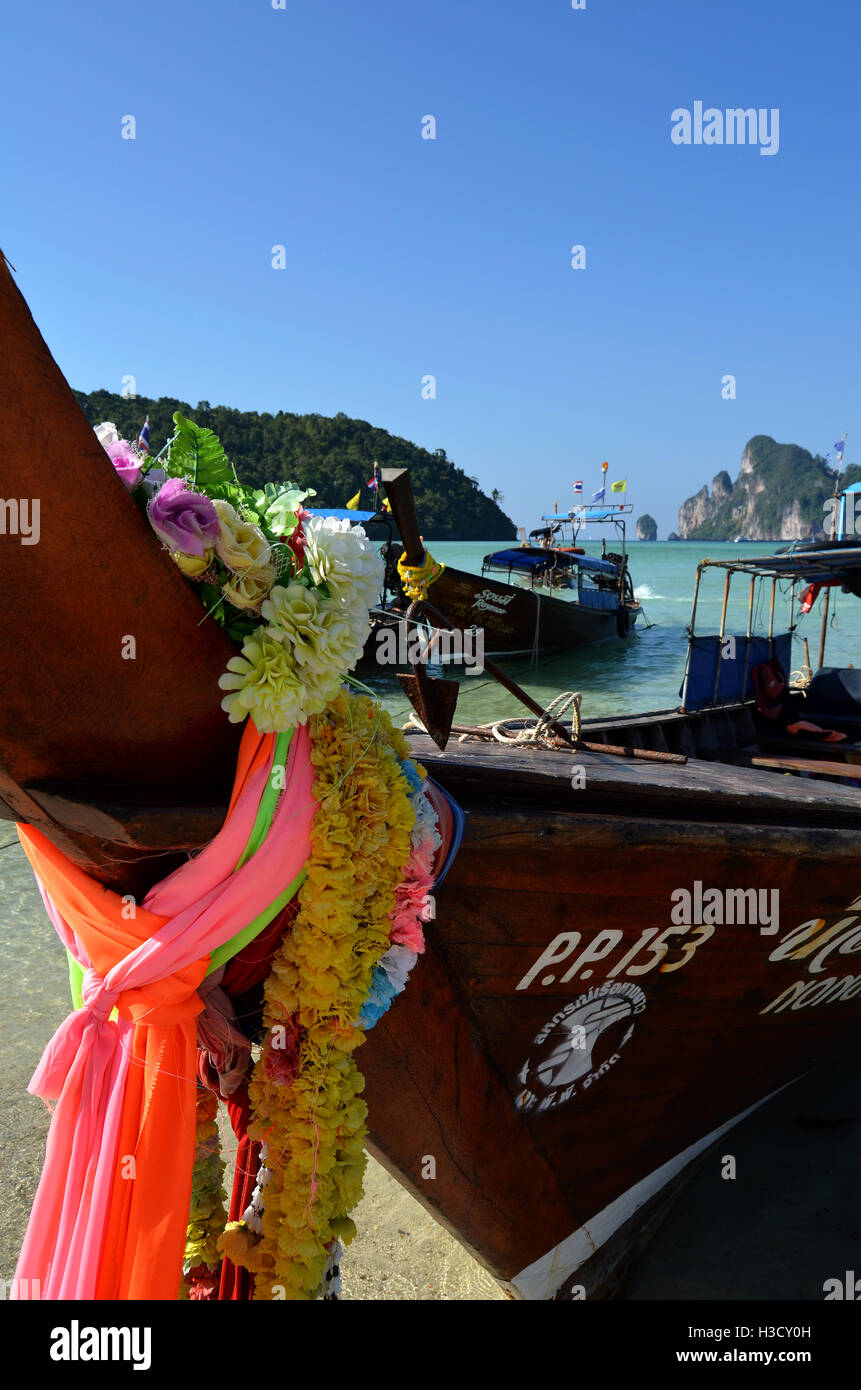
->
[164,412,238,493]
[213,480,247,510]
[258,481,317,536]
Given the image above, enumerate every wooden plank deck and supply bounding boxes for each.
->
[405,732,861,824]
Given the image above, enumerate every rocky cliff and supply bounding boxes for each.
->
[677,436,861,541]
[636,513,657,541]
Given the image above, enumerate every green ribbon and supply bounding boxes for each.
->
[65,727,307,1006]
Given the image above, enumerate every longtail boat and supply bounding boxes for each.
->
[2,253,860,1301]
[374,506,640,658]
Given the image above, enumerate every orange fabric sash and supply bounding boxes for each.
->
[14,721,316,1299]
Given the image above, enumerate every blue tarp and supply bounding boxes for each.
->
[578,554,618,577]
[804,666,861,719]
[484,548,618,577]
[682,632,792,711]
[577,588,618,610]
[485,549,576,572]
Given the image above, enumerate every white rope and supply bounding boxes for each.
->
[487,690,581,745]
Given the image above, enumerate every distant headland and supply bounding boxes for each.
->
[676,435,861,541]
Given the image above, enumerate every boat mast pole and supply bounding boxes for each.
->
[741,572,755,700]
[680,562,704,711]
[712,569,732,704]
[818,432,846,668]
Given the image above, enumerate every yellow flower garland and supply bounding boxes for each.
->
[396,549,445,601]
[219,689,418,1299]
[180,1086,228,1299]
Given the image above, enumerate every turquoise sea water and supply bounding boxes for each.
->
[361,539,861,729]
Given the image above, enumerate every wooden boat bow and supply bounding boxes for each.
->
[0,254,241,882]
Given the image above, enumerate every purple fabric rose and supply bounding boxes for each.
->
[105,440,144,491]
[148,477,220,557]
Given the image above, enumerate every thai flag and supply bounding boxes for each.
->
[572,480,583,494]
[366,476,379,490]
[834,439,845,463]
[592,487,605,502]
[138,416,150,454]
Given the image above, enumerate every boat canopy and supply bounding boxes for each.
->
[699,543,861,585]
[542,507,630,523]
[484,548,618,577]
[304,508,378,522]
[484,548,576,573]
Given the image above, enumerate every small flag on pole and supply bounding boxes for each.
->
[366,477,379,491]
[346,491,361,510]
[591,487,606,503]
[138,416,150,454]
[572,480,583,494]
[610,479,627,493]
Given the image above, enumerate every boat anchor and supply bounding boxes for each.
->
[396,600,575,751]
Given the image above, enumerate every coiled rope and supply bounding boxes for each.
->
[483,690,582,745]
[404,691,584,747]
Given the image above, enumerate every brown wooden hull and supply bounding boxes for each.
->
[430,565,637,654]
[358,738,861,1295]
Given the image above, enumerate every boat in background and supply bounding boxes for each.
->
[376,500,640,658]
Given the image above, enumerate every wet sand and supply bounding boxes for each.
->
[1,838,858,1300]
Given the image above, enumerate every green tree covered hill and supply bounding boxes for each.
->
[73,390,517,542]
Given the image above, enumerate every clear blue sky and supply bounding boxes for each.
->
[2,0,857,535]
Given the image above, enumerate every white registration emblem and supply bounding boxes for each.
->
[514,982,646,1114]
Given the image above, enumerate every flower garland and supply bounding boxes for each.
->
[397,548,445,601]
[180,1086,228,1301]
[95,412,383,733]
[358,758,442,1027]
[219,690,428,1299]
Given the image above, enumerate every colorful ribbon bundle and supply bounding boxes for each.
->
[14,694,452,1300]
[14,721,315,1299]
